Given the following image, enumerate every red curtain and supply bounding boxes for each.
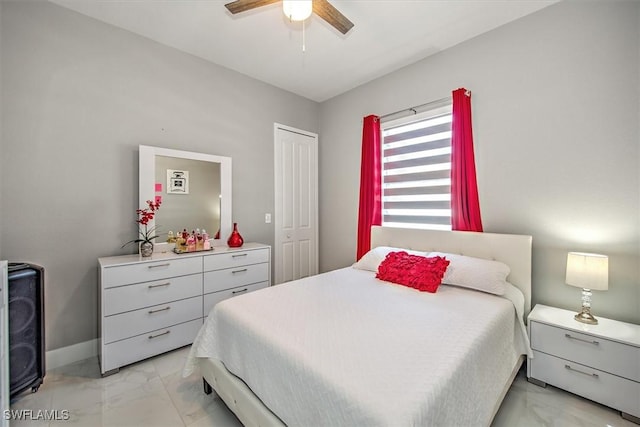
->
[356,115,382,260]
[451,88,483,232]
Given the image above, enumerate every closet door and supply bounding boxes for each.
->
[274,124,318,284]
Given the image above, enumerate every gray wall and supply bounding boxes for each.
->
[0,0,318,350]
[319,1,640,324]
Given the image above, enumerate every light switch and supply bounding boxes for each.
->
[265,213,272,224]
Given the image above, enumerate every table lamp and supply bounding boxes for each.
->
[565,252,608,325]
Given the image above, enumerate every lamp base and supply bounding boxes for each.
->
[574,309,598,325]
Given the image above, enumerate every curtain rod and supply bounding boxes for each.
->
[379,95,451,122]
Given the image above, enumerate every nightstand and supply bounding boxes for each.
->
[527,304,640,423]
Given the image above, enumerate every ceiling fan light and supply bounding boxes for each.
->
[282,0,313,22]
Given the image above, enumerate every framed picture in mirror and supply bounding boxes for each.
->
[167,169,189,194]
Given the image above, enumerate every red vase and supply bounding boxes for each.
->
[227,223,244,248]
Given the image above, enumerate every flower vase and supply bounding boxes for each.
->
[227,223,244,248]
[140,241,154,257]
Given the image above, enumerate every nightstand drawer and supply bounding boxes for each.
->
[530,321,640,382]
[530,350,640,418]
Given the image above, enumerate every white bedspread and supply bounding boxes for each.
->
[184,267,530,427]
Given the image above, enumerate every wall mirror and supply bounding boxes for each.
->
[139,145,232,248]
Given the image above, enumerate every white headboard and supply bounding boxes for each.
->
[371,226,533,317]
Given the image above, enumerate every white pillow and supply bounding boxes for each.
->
[353,246,427,272]
[428,252,510,295]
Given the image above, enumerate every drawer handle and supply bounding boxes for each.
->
[148,263,171,269]
[232,268,248,274]
[565,333,599,345]
[231,254,248,258]
[232,288,248,295]
[148,306,171,314]
[564,364,599,378]
[148,282,170,289]
[148,330,170,339]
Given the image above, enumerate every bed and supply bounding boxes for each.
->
[183,226,533,427]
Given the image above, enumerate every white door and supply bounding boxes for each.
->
[274,124,318,284]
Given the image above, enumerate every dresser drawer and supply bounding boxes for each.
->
[203,281,268,317]
[530,350,640,418]
[104,273,202,316]
[104,296,202,344]
[102,256,202,288]
[203,248,269,272]
[204,263,269,294]
[530,321,640,382]
[101,319,202,374]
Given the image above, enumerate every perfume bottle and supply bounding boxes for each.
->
[202,229,211,250]
[196,230,203,251]
[176,229,187,251]
[186,231,196,252]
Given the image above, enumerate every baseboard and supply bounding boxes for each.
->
[46,339,98,370]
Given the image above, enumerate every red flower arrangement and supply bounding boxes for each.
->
[122,199,162,248]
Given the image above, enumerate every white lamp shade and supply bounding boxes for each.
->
[283,0,313,21]
[566,252,608,291]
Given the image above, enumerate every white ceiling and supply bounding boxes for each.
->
[49,0,557,102]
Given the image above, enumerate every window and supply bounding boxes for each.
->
[381,104,453,230]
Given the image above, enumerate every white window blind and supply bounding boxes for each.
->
[381,104,453,230]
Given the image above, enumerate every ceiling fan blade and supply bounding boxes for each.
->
[224,0,280,15]
[313,0,354,35]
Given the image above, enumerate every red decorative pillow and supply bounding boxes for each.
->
[376,251,450,293]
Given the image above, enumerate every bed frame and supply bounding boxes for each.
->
[199,226,533,427]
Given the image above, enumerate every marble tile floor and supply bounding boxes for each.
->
[9,346,636,427]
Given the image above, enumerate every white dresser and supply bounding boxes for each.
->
[98,243,270,375]
[527,304,640,422]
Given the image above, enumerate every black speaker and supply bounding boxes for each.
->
[8,263,45,398]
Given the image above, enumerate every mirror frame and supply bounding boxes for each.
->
[139,145,232,248]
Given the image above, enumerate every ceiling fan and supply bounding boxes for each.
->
[224,0,354,35]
